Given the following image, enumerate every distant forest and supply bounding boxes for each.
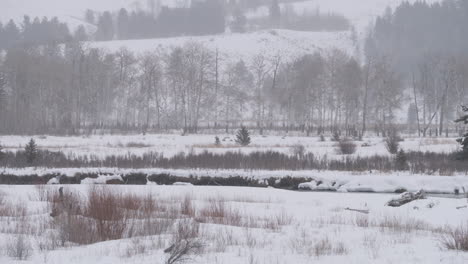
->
[366,0,468,137]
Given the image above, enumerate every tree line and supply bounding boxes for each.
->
[367,0,468,137]
[90,0,225,41]
[2,0,468,136]
[0,16,73,50]
[0,39,424,135]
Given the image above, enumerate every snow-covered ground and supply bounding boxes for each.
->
[0,134,458,159]
[88,29,354,63]
[0,185,466,264]
[2,167,468,194]
[1,133,465,194]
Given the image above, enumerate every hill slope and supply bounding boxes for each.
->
[89,29,354,62]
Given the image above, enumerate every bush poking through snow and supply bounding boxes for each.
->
[166,219,203,264]
[6,235,32,260]
[441,223,468,251]
[332,131,340,142]
[385,132,400,154]
[319,134,326,142]
[87,186,128,241]
[235,126,251,146]
[338,138,357,155]
[290,144,306,158]
[395,149,409,171]
[25,138,38,164]
[0,142,4,161]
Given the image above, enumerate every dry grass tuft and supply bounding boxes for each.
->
[440,223,468,251]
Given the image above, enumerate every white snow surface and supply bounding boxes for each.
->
[0,185,467,263]
[0,134,458,159]
[88,29,353,62]
[1,167,467,195]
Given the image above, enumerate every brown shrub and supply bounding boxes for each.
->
[337,139,357,155]
[181,193,196,217]
[86,186,128,241]
[6,235,32,260]
[375,215,430,232]
[440,223,468,251]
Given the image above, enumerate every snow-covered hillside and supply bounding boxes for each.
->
[88,29,354,62]
[2,0,443,60]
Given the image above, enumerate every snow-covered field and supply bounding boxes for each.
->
[0,134,458,159]
[2,167,468,195]
[1,133,466,194]
[0,185,466,263]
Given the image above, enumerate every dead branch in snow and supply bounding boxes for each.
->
[345,208,369,214]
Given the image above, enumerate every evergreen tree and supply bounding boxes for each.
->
[385,130,400,155]
[96,11,115,41]
[454,105,468,159]
[0,71,6,106]
[25,139,38,164]
[117,8,130,39]
[395,149,408,171]
[235,126,251,146]
[85,9,95,25]
[0,142,4,162]
[269,0,281,23]
[0,72,7,132]
[74,25,88,41]
[3,20,20,49]
[0,22,3,49]
[332,131,340,141]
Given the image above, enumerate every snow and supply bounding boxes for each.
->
[80,174,124,184]
[0,133,464,194]
[88,29,354,62]
[0,134,458,159]
[0,185,466,263]
[172,182,194,186]
[1,166,467,195]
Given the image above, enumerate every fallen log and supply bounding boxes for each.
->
[386,190,425,207]
[456,205,467,210]
[345,207,370,214]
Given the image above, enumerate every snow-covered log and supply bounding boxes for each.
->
[386,190,425,207]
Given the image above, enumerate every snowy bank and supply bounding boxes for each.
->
[1,167,467,195]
